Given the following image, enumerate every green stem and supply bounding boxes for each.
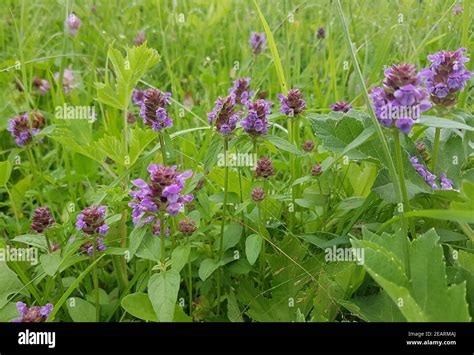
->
[5,185,20,234]
[160,217,166,264]
[187,235,193,316]
[432,127,441,175]
[91,237,100,322]
[159,133,167,165]
[288,117,296,231]
[219,138,229,259]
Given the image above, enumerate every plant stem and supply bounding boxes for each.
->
[219,138,229,260]
[432,127,441,175]
[92,237,100,322]
[159,133,167,165]
[187,235,193,316]
[160,217,166,264]
[288,117,296,231]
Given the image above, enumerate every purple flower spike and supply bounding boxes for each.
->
[440,173,454,190]
[54,68,75,95]
[7,113,38,146]
[278,89,306,117]
[139,89,173,131]
[208,95,241,136]
[370,63,431,134]
[241,99,272,136]
[65,13,81,36]
[420,48,472,106]
[329,101,352,113]
[129,164,193,226]
[76,206,109,236]
[250,32,266,56]
[229,78,253,105]
[12,302,53,323]
[133,89,145,106]
[31,206,55,233]
[32,77,50,96]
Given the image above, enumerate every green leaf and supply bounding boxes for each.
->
[245,234,262,266]
[0,161,12,186]
[171,245,191,273]
[227,291,243,322]
[214,223,243,252]
[0,302,19,322]
[12,234,49,252]
[265,135,302,156]
[96,43,160,110]
[352,229,471,321]
[148,269,181,322]
[340,292,405,322]
[128,226,148,258]
[135,233,162,262]
[0,261,28,309]
[199,258,222,281]
[66,297,96,322]
[418,116,474,131]
[121,293,158,322]
[40,250,62,276]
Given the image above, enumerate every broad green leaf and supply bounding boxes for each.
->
[418,116,474,131]
[171,245,191,273]
[198,258,222,281]
[245,234,262,266]
[12,234,49,252]
[148,269,181,322]
[0,161,12,186]
[121,293,158,322]
[227,291,243,322]
[128,226,148,258]
[66,297,96,322]
[0,302,19,322]
[214,223,243,252]
[40,250,62,276]
[265,135,302,156]
[340,292,405,322]
[0,261,29,309]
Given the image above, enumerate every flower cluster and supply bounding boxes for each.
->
[178,219,197,236]
[134,31,146,46]
[76,206,109,236]
[139,89,173,131]
[31,207,55,233]
[54,68,75,95]
[316,27,326,39]
[409,157,453,190]
[229,78,253,105]
[251,187,265,202]
[65,13,81,36]
[129,164,193,226]
[255,157,275,179]
[79,238,107,256]
[208,95,241,136]
[241,99,272,136]
[419,48,472,106]
[302,140,315,152]
[312,163,322,176]
[7,113,38,146]
[370,64,431,134]
[12,302,53,323]
[278,89,306,117]
[32,77,50,96]
[250,32,266,56]
[330,101,352,113]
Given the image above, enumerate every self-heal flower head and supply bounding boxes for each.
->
[229,78,253,105]
[302,140,315,152]
[241,99,272,136]
[419,48,472,106]
[178,219,197,236]
[370,63,431,134]
[250,32,266,56]
[132,89,145,106]
[54,68,75,95]
[255,157,275,179]
[75,206,109,236]
[31,207,55,233]
[65,13,81,36]
[251,187,265,202]
[7,113,38,146]
[129,164,193,226]
[32,77,50,96]
[329,101,352,113]
[12,302,53,323]
[316,27,326,39]
[139,89,173,131]
[208,95,241,136]
[312,163,322,176]
[440,173,454,190]
[153,220,170,236]
[278,89,306,117]
[79,238,107,256]
[134,31,146,46]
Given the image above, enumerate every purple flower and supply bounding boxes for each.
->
[329,101,352,113]
[312,163,322,176]
[75,206,109,236]
[132,89,145,106]
[440,173,454,190]
[54,68,75,95]
[153,220,170,236]
[32,77,50,96]
[302,140,315,152]
[12,302,53,322]
[250,32,266,56]
[410,157,439,190]
[7,113,38,146]
[65,13,81,36]
[139,89,173,131]
[134,31,146,46]
[241,99,272,136]
[178,219,197,236]
[251,187,265,202]
[419,48,472,106]
[31,207,55,233]
[129,164,193,226]
[80,238,107,256]
[208,95,241,136]
[370,63,431,134]
[278,89,306,117]
[255,157,275,179]
[316,27,326,39]
[229,78,253,105]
